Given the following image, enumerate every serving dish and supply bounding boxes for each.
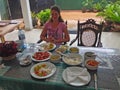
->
[85,59,99,70]
[69,47,79,53]
[50,53,61,63]
[55,47,66,54]
[30,62,56,79]
[62,53,83,65]
[55,45,68,53]
[0,21,10,27]
[31,51,51,62]
[38,43,56,51]
[62,67,91,86]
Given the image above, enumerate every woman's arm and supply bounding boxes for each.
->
[63,28,70,42]
[40,27,47,41]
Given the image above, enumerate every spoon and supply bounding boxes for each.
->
[56,51,75,59]
[93,54,107,65]
[56,51,69,57]
[94,73,98,90]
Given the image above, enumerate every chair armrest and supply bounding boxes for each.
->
[37,39,43,43]
[69,38,77,46]
[63,42,67,45]
[97,41,103,47]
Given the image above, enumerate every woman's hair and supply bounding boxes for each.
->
[50,5,64,22]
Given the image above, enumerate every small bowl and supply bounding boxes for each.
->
[50,53,61,63]
[69,47,79,53]
[85,59,99,70]
[55,47,67,54]
[19,54,32,66]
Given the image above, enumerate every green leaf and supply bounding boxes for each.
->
[36,9,50,24]
[97,1,120,23]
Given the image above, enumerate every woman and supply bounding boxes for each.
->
[40,5,70,45]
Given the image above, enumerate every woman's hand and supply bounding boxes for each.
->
[46,36,55,43]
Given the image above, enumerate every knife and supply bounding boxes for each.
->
[94,73,98,90]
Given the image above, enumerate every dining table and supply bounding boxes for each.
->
[0,19,24,42]
[0,43,120,90]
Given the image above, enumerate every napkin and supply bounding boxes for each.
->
[66,68,89,83]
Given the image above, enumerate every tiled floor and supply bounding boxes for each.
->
[4,28,120,49]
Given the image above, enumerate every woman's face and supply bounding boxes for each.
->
[51,10,60,21]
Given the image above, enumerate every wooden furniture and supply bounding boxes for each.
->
[0,19,24,42]
[70,19,103,47]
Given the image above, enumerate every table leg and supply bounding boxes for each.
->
[0,36,5,43]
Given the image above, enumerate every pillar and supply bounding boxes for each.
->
[20,0,33,30]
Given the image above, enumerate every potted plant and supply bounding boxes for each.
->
[36,9,50,26]
[93,0,109,12]
[97,1,120,31]
[0,41,18,60]
[81,0,94,12]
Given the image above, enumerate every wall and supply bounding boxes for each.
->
[8,0,23,19]
[0,0,9,19]
[54,0,83,10]
[0,0,55,19]
[30,0,55,13]
[0,0,116,19]
[55,0,116,10]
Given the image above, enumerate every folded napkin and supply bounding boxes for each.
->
[66,67,90,83]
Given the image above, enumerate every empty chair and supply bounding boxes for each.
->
[69,19,103,47]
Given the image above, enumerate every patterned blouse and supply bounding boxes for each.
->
[44,21,67,45]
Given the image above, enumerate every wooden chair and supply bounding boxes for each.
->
[69,19,103,47]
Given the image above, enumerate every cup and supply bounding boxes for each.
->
[28,43,39,52]
[15,40,23,51]
[84,52,96,61]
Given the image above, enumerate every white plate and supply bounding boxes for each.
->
[30,62,56,79]
[31,51,51,62]
[62,53,83,65]
[38,43,56,51]
[62,67,91,86]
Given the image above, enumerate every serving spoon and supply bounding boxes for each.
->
[56,51,69,57]
[56,51,76,59]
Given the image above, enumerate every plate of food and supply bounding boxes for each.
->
[0,21,10,27]
[62,53,83,66]
[30,62,56,79]
[31,51,51,62]
[55,45,68,54]
[38,43,56,51]
[62,67,91,86]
